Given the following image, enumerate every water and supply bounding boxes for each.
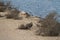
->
[2,0,60,18]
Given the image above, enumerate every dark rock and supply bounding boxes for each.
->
[18,22,33,30]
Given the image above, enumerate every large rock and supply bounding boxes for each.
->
[18,11,30,18]
[0,12,8,17]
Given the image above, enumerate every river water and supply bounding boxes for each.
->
[2,0,60,17]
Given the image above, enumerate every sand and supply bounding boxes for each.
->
[0,18,60,40]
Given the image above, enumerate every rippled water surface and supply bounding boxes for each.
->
[3,0,60,17]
